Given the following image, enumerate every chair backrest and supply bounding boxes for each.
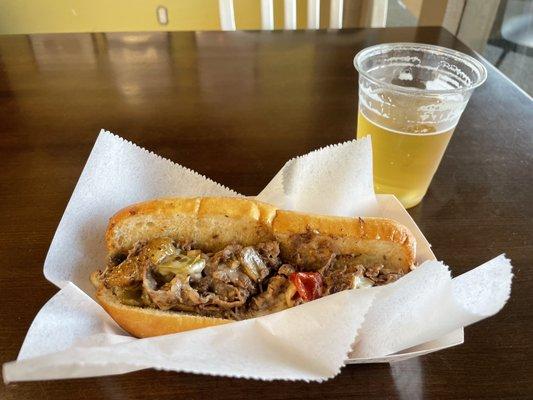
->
[218,0,345,30]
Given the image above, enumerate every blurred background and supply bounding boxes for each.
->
[0,0,531,95]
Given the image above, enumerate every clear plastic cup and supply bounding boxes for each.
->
[354,43,487,208]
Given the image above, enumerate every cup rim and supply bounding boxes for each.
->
[353,42,488,95]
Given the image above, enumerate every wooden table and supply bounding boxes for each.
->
[0,27,531,399]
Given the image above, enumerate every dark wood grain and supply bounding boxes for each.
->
[0,27,531,399]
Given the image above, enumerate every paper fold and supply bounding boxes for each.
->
[351,255,513,358]
[257,137,379,217]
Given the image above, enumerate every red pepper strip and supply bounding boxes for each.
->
[289,272,323,302]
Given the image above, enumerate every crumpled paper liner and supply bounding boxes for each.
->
[6,283,376,382]
[352,255,512,358]
[2,130,513,382]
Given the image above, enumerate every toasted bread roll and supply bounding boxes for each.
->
[94,197,416,337]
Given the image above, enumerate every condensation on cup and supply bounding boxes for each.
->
[354,43,487,208]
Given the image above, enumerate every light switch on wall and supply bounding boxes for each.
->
[157,6,168,25]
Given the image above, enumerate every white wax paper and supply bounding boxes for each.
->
[2,130,513,383]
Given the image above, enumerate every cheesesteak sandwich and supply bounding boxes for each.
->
[91,197,416,337]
